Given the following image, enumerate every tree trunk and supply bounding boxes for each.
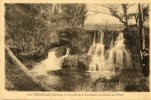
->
[125,9,129,30]
[138,4,145,49]
[138,4,145,76]
[134,14,139,27]
[123,4,129,30]
[5,45,54,91]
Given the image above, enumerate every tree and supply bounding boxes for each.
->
[138,3,149,49]
[91,4,135,30]
[5,4,58,57]
[5,45,53,91]
[131,4,149,28]
[60,4,87,27]
[5,4,88,57]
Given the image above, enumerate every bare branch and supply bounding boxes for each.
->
[128,3,135,8]
[95,4,111,9]
[89,10,112,16]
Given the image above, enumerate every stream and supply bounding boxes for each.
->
[29,32,130,91]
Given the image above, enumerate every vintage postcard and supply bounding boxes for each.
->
[0,0,151,99]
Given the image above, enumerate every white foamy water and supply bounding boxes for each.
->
[107,32,131,70]
[30,48,70,75]
[87,31,131,79]
[88,32,106,71]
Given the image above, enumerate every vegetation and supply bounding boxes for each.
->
[5,4,87,60]
[5,4,149,91]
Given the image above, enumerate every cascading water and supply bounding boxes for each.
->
[31,48,70,75]
[88,31,106,71]
[87,33,96,55]
[87,31,131,78]
[107,32,131,71]
[65,48,70,56]
[59,48,70,67]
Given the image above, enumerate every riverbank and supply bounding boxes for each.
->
[5,46,149,91]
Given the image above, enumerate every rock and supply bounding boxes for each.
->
[61,54,92,71]
[58,28,96,54]
[77,55,91,71]
[55,46,67,57]
[61,55,78,69]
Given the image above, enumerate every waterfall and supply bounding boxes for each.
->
[87,31,131,75]
[110,39,114,48]
[87,33,96,55]
[88,31,106,71]
[65,48,70,56]
[58,48,70,67]
[107,34,124,69]
[31,48,70,75]
[107,32,131,70]
[43,49,60,71]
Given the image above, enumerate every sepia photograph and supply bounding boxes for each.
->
[5,3,150,92]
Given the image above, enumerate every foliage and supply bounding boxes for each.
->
[5,4,54,57]
[143,4,149,21]
[58,28,94,54]
[60,4,87,27]
[5,4,87,59]
[93,4,135,29]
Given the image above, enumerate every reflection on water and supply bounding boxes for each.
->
[87,71,116,80]
[30,68,122,91]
